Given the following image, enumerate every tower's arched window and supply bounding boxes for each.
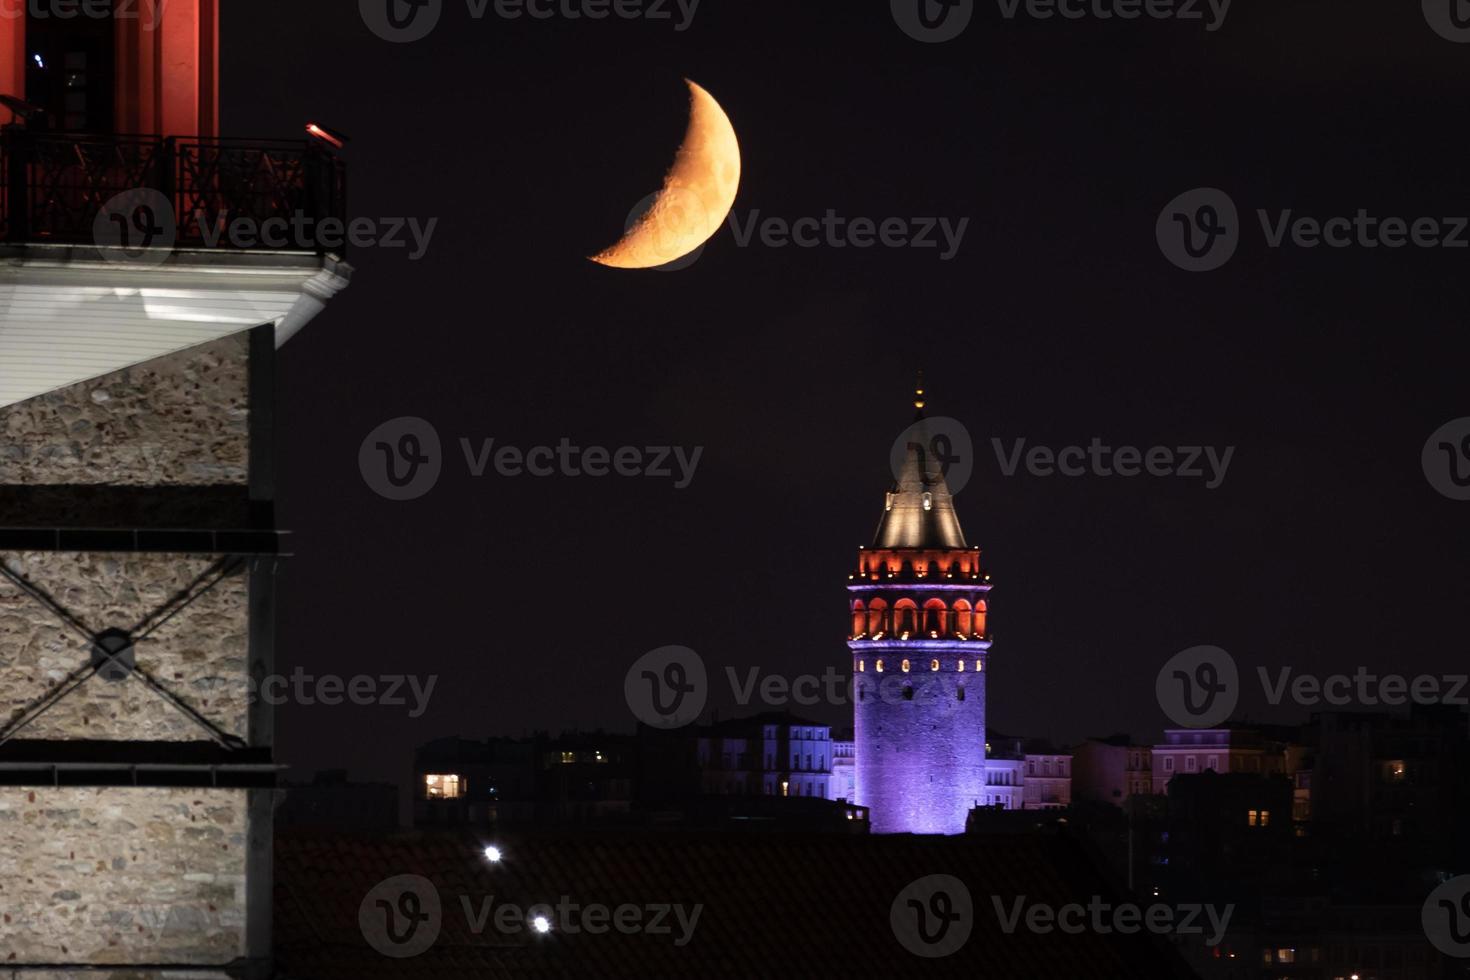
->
[974,599,987,637]
[953,599,973,636]
[851,600,866,638]
[900,659,911,673]
[867,598,888,637]
[875,659,884,673]
[923,598,947,637]
[902,684,914,701]
[957,686,966,702]
[894,599,918,637]
[930,659,940,672]
[957,660,966,672]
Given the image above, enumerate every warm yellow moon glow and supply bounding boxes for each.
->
[590,79,742,269]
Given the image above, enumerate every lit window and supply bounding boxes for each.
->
[922,492,933,512]
[957,660,965,672]
[425,774,462,799]
[1260,810,1270,827]
[1247,810,1258,826]
[875,659,884,672]
[930,659,940,671]
[901,659,911,673]
[560,751,576,764]
[857,660,864,672]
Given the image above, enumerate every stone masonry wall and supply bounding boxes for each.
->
[0,551,249,742]
[0,787,248,965]
[0,333,251,487]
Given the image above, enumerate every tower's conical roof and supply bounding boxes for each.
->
[872,380,967,549]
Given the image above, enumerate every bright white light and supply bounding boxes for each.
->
[33,54,45,68]
[483,846,502,863]
[532,915,552,934]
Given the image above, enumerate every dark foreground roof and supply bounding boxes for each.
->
[275,829,1195,979]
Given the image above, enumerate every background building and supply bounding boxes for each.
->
[275,770,398,832]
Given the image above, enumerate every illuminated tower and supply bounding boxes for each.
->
[848,385,991,834]
[1,4,348,975]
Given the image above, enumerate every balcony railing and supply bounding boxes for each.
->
[0,128,347,255]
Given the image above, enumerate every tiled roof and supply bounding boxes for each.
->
[275,828,1194,979]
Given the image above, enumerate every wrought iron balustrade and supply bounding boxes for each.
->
[0,128,347,255]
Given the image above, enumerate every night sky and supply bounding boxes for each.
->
[223,0,1470,796]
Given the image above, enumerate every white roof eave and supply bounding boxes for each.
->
[0,248,352,409]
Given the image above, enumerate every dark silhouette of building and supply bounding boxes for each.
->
[275,770,398,832]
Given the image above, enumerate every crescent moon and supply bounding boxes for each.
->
[590,79,742,269]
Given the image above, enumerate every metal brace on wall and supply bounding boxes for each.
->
[0,554,250,749]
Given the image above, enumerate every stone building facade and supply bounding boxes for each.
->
[1,2,348,973]
[0,332,277,974]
